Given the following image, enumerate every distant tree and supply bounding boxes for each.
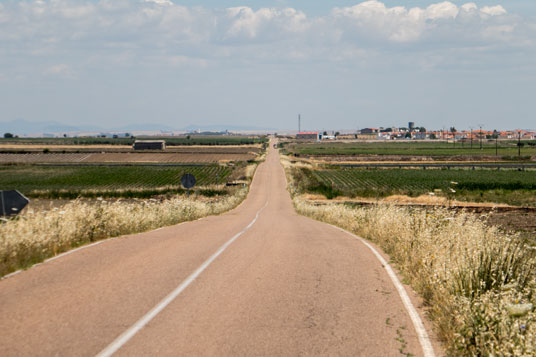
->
[405,132,412,138]
[323,131,328,136]
[186,135,191,140]
[429,133,437,140]
[450,127,457,148]
[334,131,340,137]
[3,132,14,138]
[419,127,426,133]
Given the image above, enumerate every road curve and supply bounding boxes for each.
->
[0,141,438,356]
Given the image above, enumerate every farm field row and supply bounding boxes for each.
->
[0,144,262,154]
[285,140,536,158]
[0,165,235,198]
[0,152,257,164]
[0,136,267,146]
[299,167,536,206]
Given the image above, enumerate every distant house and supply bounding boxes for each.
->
[357,133,379,140]
[336,134,357,140]
[359,128,379,134]
[296,132,319,140]
[413,132,428,140]
[133,140,166,150]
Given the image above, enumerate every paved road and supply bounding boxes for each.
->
[0,142,437,356]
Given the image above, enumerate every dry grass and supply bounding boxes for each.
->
[282,156,536,356]
[0,188,248,278]
[302,193,512,208]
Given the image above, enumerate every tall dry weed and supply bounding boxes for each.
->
[0,188,247,278]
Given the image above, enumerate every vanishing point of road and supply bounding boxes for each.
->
[0,142,439,356]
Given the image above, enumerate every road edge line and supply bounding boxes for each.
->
[328,223,436,357]
[96,201,269,357]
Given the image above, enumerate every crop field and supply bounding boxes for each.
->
[298,167,536,206]
[0,145,262,153]
[285,140,536,159]
[0,152,257,164]
[0,136,267,146]
[0,165,234,198]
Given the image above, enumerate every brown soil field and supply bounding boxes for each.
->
[0,152,257,164]
[301,193,513,209]
[0,144,261,154]
[306,155,535,164]
[486,211,536,244]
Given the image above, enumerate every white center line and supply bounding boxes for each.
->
[96,201,269,357]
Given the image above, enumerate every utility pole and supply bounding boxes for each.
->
[469,126,473,149]
[298,114,301,133]
[495,130,498,156]
[518,131,522,157]
[478,124,483,150]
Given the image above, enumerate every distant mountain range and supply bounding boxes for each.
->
[0,120,275,135]
[1,119,100,135]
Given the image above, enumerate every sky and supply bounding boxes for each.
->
[1,0,535,132]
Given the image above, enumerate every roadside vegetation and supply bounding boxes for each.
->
[281,155,536,356]
[0,188,248,278]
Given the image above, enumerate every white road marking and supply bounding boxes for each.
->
[329,224,436,357]
[96,201,269,357]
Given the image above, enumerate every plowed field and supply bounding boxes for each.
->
[0,152,256,164]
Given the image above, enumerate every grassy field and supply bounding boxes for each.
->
[0,164,237,198]
[285,140,536,158]
[0,136,268,146]
[294,167,536,206]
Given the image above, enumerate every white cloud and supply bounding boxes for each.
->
[461,3,478,13]
[425,1,459,20]
[0,0,532,74]
[481,5,507,17]
[145,0,173,6]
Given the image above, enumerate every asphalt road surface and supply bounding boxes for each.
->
[0,141,438,356]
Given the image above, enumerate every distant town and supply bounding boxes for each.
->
[296,122,536,141]
[2,121,535,142]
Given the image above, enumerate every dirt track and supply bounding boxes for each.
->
[0,141,440,356]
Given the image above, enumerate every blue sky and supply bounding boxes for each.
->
[1,1,535,132]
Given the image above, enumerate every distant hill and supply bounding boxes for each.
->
[0,119,100,135]
[181,124,276,132]
[0,119,276,136]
